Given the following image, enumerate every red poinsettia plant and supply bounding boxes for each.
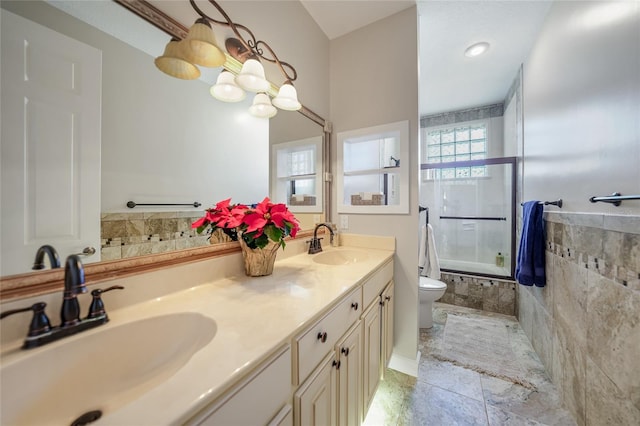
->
[192,197,300,249]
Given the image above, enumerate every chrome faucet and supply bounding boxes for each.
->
[32,245,61,270]
[0,255,124,349]
[308,223,336,254]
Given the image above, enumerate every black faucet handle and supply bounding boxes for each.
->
[88,286,124,319]
[0,302,52,337]
[307,237,324,254]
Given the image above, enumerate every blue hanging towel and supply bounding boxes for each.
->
[516,201,546,287]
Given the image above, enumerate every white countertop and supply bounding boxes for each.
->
[0,242,394,425]
[109,245,393,425]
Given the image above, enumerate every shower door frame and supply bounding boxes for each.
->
[420,156,517,280]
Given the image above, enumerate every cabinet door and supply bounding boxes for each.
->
[336,322,362,426]
[361,301,382,415]
[381,281,395,369]
[192,346,291,425]
[295,352,337,426]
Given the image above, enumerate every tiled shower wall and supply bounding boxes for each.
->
[100,212,232,260]
[439,272,517,316]
[518,212,640,425]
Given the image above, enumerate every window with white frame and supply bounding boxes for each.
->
[422,122,488,179]
[270,136,323,212]
[337,120,409,214]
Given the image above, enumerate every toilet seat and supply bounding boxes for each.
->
[419,276,447,290]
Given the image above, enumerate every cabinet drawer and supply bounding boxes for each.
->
[293,287,362,385]
[192,345,291,425]
[362,260,393,307]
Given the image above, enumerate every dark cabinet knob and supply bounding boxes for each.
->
[341,347,349,357]
[351,302,359,311]
[332,360,341,369]
[385,295,391,301]
[317,331,328,343]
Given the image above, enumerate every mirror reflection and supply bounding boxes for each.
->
[0,0,325,277]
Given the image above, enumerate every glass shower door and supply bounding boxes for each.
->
[420,157,516,278]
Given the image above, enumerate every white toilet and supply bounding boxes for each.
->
[419,276,447,328]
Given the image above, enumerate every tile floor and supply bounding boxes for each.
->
[363,303,577,426]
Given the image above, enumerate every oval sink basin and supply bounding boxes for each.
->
[313,249,369,265]
[0,312,216,425]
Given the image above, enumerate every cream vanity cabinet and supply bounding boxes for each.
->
[336,322,363,426]
[361,260,395,416]
[187,344,293,426]
[294,316,363,426]
[381,281,395,369]
[189,258,394,426]
[294,259,394,426]
[293,286,362,426]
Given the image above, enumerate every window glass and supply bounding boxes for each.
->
[424,123,488,179]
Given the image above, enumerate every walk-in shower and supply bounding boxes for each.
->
[420,157,516,279]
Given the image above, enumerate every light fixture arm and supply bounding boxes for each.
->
[254,41,298,83]
[188,0,297,83]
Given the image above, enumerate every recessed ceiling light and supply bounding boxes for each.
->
[464,42,490,58]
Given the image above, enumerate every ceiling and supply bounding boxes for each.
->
[299,1,552,116]
[417,1,552,116]
[299,0,415,40]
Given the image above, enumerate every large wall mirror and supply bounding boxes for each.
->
[0,0,328,294]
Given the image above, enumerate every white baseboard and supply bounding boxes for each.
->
[387,351,421,377]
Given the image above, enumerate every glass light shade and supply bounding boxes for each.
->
[154,39,200,80]
[272,83,302,111]
[249,93,277,119]
[235,59,270,92]
[182,19,226,67]
[210,71,246,102]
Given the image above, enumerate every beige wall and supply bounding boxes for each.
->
[518,2,640,424]
[330,7,420,364]
[522,1,640,215]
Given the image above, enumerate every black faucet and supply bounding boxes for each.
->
[60,255,87,327]
[308,223,335,254]
[0,255,124,349]
[32,245,61,270]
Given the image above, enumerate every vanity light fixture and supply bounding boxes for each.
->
[464,41,490,58]
[272,81,302,111]
[154,0,302,118]
[210,70,246,102]
[154,38,201,80]
[182,18,226,67]
[235,58,271,93]
[249,93,278,119]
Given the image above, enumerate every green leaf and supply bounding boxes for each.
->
[265,225,282,243]
[254,233,269,249]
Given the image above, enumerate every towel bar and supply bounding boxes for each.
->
[126,201,201,208]
[520,200,562,208]
[589,193,640,206]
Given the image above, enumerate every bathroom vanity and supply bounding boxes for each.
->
[0,235,395,426]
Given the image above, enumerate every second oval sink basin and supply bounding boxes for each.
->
[0,312,216,425]
[313,249,369,265]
